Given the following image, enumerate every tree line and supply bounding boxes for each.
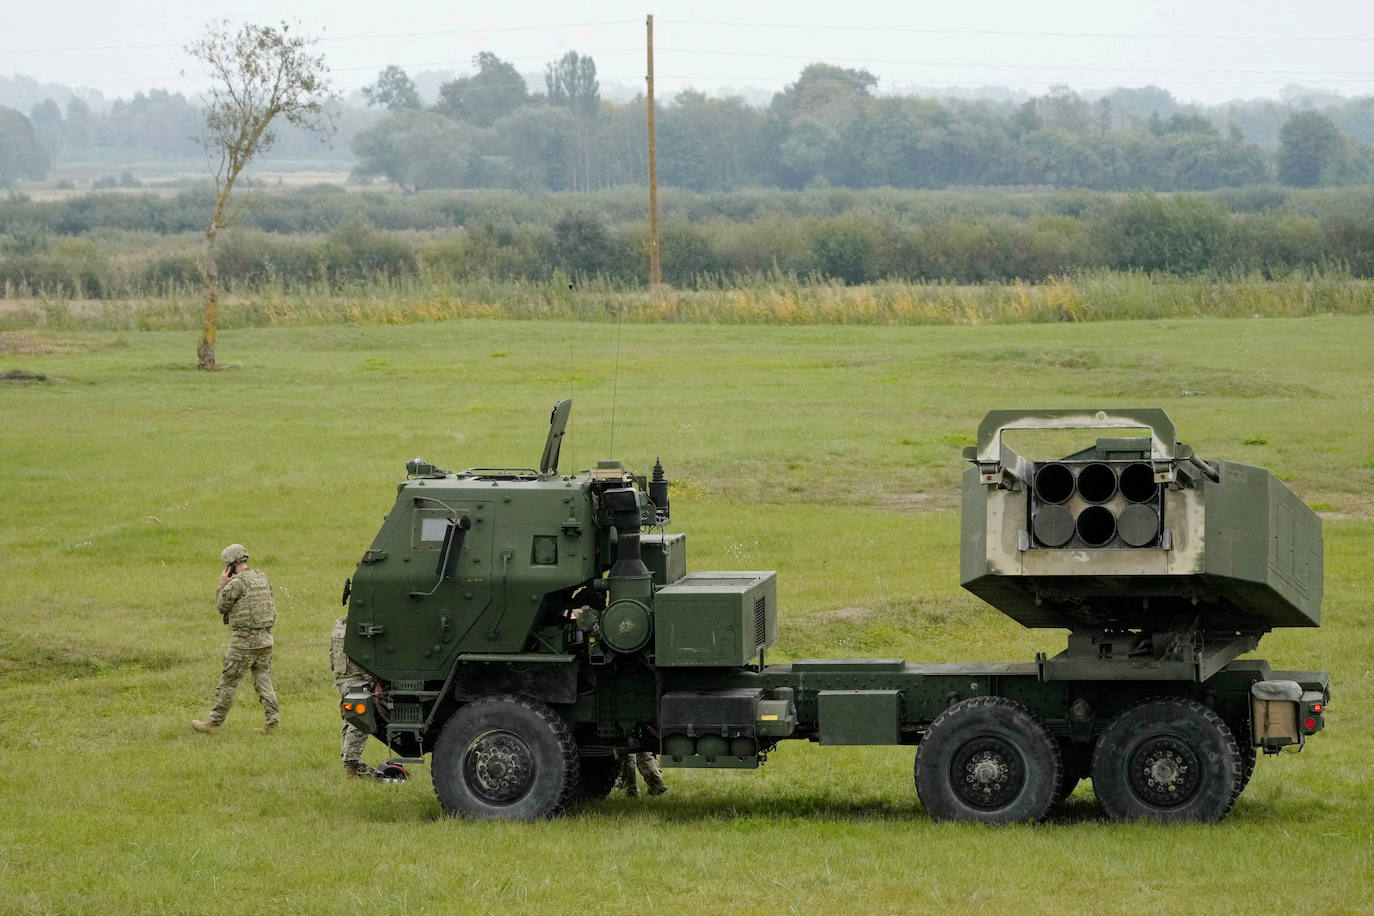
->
[5,54,1374,192]
[345,57,1374,193]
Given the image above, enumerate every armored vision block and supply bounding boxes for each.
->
[960,410,1322,632]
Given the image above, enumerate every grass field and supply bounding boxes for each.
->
[1,314,1371,914]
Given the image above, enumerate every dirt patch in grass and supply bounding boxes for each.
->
[1,369,49,382]
[1311,492,1374,521]
[819,606,875,621]
[0,330,96,356]
[879,492,946,512]
[0,633,192,682]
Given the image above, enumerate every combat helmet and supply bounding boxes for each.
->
[221,544,250,566]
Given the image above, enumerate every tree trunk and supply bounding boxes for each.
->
[198,185,231,371]
[197,224,220,370]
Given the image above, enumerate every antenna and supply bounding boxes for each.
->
[608,303,624,457]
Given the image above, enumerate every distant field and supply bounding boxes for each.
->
[14,168,356,201]
[0,315,1370,913]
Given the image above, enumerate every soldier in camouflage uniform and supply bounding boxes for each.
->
[331,616,376,777]
[192,544,280,734]
[617,751,668,798]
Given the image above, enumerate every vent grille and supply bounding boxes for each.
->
[392,703,424,724]
[391,680,425,693]
[677,576,764,588]
[754,595,767,647]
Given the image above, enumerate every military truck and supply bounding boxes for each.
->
[340,404,1329,824]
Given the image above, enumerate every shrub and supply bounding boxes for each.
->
[809,216,884,284]
[1093,192,1228,274]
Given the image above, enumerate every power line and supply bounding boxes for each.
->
[24,48,642,89]
[616,73,1374,87]
[657,47,1374,78]
[668,19,1374,44]
[324,21,638,43]
[0,20,639,55]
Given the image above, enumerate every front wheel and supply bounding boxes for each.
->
[915,696,1062,825]
[1091,697,1241,824]
[432,695,579,821]
[1233,745,1257,802]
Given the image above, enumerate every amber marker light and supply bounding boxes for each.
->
[1313,703,1323,712]
[357,704,367,714]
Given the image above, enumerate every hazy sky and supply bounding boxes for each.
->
[6,0,1374,105]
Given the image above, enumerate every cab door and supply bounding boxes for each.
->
[347,495,493,680]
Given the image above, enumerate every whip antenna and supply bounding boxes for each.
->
[608,300,625,457]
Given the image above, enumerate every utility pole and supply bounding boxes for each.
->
[646,13,661,287]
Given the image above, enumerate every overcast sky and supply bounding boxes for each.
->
[6,0,1374,105]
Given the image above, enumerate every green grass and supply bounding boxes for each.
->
[1,315,1372,914]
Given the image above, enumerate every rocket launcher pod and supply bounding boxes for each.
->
[960,409,1323,632]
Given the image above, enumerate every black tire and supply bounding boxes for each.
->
[1052,739,1090,806]
[571,751,619,803]
[1234,745,1257,801]
[1091,697,1241,824]
[1056,770,1081,805]
[432,694,579,821]
[915,696,1062,825]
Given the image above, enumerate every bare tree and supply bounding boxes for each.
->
[186,20,337,370]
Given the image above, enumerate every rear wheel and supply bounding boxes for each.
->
[915,696,1062,824]
[432,695,579,821]
[1053,739,1091,806]
[571,751,619,802]
[1091,697,1241,824]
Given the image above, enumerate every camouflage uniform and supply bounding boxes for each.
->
[202,547,279,728]
[331,616,373,774]
[618,751,668,797]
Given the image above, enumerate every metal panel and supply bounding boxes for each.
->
[818,690,901,745]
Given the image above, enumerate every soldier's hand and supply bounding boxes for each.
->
[219,570,232,586]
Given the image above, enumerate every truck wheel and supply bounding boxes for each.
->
[915,696,1062,824]
[571,751,619,802]
[1233,746,1257,801]
[432,694,579,821]
[1052,739,1091,806]
[1091,697,1241,824]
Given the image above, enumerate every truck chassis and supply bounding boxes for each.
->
[341,404,1330,824]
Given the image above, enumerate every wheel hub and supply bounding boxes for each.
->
[1129,735,1201,807]
[464,730,535,804]
[951,737,1025,808]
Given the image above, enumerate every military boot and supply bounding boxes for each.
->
[256,722,279,734]
[344,761,375,778]
[191,719,221,734]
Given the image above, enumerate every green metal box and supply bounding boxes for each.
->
[642,533,687,586]
[818,690,902,745]
[654,571,777,667]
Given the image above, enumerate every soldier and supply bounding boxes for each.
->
[618,751,668,798]
[331,616,376,777]
[191,544,280,734]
